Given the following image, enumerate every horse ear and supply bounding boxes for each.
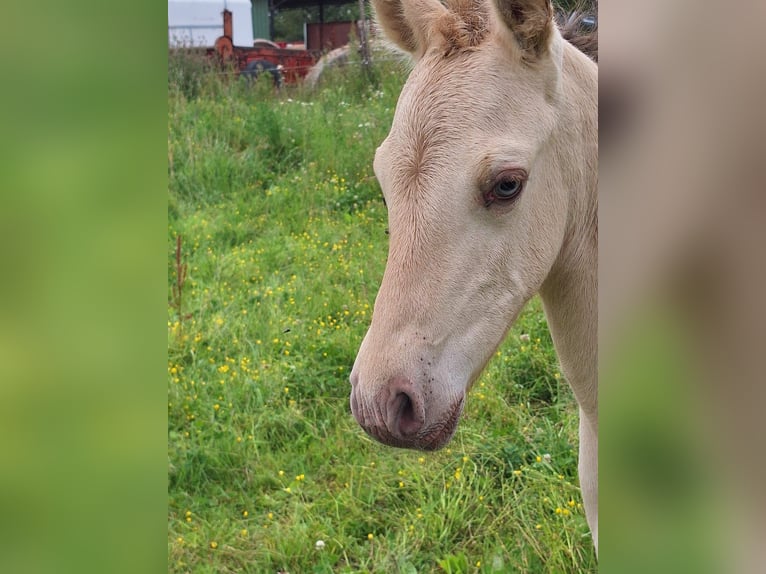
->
[492,0,554,58]
[371,0,449,57]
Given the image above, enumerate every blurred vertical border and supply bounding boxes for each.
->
[600,0,766,572]
[0,1,167,573]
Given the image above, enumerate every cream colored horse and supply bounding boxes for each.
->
[349,0,598,549]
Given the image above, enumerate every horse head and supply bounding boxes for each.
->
[350,0,597,452]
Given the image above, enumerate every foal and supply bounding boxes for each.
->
[349,0,598,549]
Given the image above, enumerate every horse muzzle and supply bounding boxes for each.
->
[349,373,464,451]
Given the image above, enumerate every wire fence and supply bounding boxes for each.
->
[169,51,408,82]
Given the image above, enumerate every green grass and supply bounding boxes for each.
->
[167,51,596,573]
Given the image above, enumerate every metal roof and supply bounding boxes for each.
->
[268,0,357,10]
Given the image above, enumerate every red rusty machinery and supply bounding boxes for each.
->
[208,10,319,84]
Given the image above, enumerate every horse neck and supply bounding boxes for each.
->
[539,233,597,420]
[539,44,598,423]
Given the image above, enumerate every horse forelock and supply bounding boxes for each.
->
[436,0,491,54]
[424,0,597,61]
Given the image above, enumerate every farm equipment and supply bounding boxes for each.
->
[207,10,319,84]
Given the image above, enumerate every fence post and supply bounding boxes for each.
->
[358,0,371,74]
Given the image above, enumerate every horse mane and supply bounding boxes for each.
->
[556,10,598,62]
[435,0,598,62]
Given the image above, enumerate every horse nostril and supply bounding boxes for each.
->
[395,392,422,436]
[388,384,424,438]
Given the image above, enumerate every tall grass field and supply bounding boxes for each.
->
[168,50,596,572]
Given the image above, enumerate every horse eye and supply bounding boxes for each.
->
[493,177,524,200]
